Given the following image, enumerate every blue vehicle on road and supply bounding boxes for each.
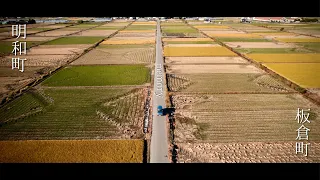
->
[157,105,163,116]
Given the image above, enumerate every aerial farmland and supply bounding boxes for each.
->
[164,18,320,163]
[0,18,154,163]
[0,17,319,163]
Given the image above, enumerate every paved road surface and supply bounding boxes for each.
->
[150,20,170,163]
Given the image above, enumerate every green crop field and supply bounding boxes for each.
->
[167,73,294,93]
[235,48,311,54]
[42,65,150,86]
[296,42,320,53]
[162,28,198,33]
[43,36,104,45]
[92,27,122,30]
[70,24,101,28]
[0,88,138,140]
[0,41,41,55]
[0,92,48,125]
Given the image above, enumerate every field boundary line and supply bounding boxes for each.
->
[0,21,134,108]
[184,20,320,106]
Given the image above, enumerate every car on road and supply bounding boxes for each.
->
[157,105,163,116]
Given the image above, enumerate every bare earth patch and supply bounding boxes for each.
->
[165,57,248,64]
[0,54,76,67]
[71,47,155,65]
[115,32,155,37]
[225,42,296,48]
[0,77,34,100]
[27,44,92,55]
[166,64,263,74]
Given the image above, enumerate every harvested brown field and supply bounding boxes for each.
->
[0,54,76,67]
[264,35,312,39]
[115,32,155,37]
[27,44,92,55]
[202,30,246,34]
[252,32,296,36]
[35,30,80,37]
[162,38,213,42]
[0,77,33,99]
[194,25,230,29]
[225,42,296,48]
[166,64,263,74]
[165,57,248,64]
[167,74,294,93]
[43,25,69,29]
[165,44,221,47]
[206,33,262,38]
[102,22,129,25]
[0,140,144,163]
[177,142,320,163]
[172,93,320,143]
[120,30,156,33]
[101,37,155,45]
[244,29,277,32]
[70,30,116,37]
[164,46,238,57]
[71,47,155,65]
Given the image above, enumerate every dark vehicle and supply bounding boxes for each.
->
[157,105,163,116]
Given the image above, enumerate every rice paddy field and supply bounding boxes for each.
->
[42,65,150,86]
[0,20,153,162]
[0,139,144,163]
[164,46,238,56]
[1,18,320,163]
[166,19,320,163]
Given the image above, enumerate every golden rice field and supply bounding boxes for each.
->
[275,38,320,43]
[194,25,230,29]
[101,39,155,45]
[246,54,320,63]
[132,22,156,25]
[263,63,320,88]
[162,37,214,42]
[0,140,144,163]
[120,30,156,33]
[164,46,238,57]
[206,33,262,38]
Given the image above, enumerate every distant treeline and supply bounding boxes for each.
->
[300,18,319,22]
[2,19,36,24]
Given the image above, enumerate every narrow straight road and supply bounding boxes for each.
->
[150,19,170,163]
